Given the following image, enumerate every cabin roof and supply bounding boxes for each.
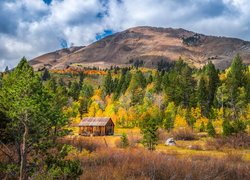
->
[78,117,113,127]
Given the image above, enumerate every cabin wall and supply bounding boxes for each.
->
[78,118,115,136]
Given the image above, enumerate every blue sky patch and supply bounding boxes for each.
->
[59,39,68,48]
[96,29,114,40]
[43,0,52,5]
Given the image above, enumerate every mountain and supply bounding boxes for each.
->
[30,26,250,70]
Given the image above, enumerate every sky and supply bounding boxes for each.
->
[0,0,250,70]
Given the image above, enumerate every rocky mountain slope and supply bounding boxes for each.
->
[30,26,250,70]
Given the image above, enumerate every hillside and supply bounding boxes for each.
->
[30,26,250,70]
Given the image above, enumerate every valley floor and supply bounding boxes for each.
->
[61,128,250,180]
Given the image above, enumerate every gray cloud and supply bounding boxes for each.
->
[0,0,250,70]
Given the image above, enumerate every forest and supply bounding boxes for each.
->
[0,54,249,179]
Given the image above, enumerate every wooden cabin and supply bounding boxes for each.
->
[78,117,114,136]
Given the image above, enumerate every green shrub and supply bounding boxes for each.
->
[120,133,129,148]
[207,121,216,137]
[199,122,206,132]
[222,120,234,136]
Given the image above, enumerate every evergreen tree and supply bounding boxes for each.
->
[114,71,126,100]
[4,66,9,73]
[197,76,208,116]
[246,73,250,103]
[140,115,158,151]
[147,74,153,84]
[78,84,93,117]
[205,61,219,114]
[121,70,131,94]
[153,71,162,93]
[164,60,195,108]
[104,71,113,95]
[226,54,247,120]
[78,72,85,88]
[232,120,247,134]
[41,68,51,81]
[69,81,80,100]
[0,58,73,179]
[207,121,216,137]
[222,120,234,136]
[120,133,129,148]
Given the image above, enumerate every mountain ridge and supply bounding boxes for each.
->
[30,26,250,70]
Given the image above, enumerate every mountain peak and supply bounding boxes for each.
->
[30,26,250,70]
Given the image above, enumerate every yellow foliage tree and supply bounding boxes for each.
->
[91,89,103,101]
[191,107,201,120]
[96,109,103,117]
[88,102,101,117]
[213,107,224,134]
[194,117,209,132]
[117,107,128,126]
[174,115,189,129]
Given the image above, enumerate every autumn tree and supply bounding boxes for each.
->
[163,102,176,131]
[199,122,205,132]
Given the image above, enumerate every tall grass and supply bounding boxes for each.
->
[78,148,249,180]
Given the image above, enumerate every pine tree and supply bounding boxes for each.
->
[140,115,158,151]
[79,72,85,88]
[197,76,208,116]
[120,133,129,148]
[226,54,247,120]
[41,68,51,81]
[207,121,216,137]
[69,81,80,100]
[222,120,234,136]
[205,61,219,115]
[4,66,9,72]
[164,60,195,108]
[147,74,153,84]
[104,71,113,95]
[232,120,246,134]
[0,58,71,179]
[121,71,131,94]
[153,71,162,93]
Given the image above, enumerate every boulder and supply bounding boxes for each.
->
[165,138,176,146]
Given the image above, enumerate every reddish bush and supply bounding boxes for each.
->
[58,136,105,152]
[206,133,250,150]
[172,128,196,140]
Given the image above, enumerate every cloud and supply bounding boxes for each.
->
[0,0,250,70]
